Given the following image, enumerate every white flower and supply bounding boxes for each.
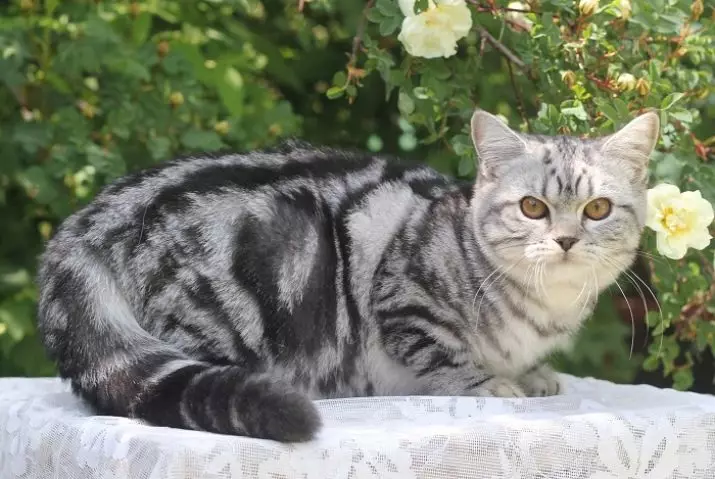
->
[398,0,473,59]
[646,183,714,260]
[506,2,533,32]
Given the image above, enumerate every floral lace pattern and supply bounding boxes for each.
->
[1,376,715,478]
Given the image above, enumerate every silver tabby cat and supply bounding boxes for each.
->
[37,110,660,442]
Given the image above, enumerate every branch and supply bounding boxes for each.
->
[507,60,531,132]
[347,0,375,71]
[467,1,538,14]
[476,26,527,71]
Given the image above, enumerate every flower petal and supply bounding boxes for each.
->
[686,228,713,251]
[681,191,714,227]
[399,0,417,17]
[657,233,688,260]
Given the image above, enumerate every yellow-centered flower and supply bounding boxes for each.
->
[646,183,714,260]
[398,0,472,59]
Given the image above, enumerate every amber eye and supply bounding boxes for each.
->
[520,196,549,219]
[584,198,612,220]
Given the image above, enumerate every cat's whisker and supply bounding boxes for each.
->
[576,276,593,322]
[624,266,665,352]
[569,277,589,308]
[611,277,635,360]
[471,264,506,317]
[537,260,551,302]
[601,255,665,354]
[474,258,524,329]
[523,261,537,300]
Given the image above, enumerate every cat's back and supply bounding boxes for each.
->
[59,142,462,247]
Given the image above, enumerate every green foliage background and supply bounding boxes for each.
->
[0,0,713,388]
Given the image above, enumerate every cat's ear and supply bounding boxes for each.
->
[600,111,660,182]
[470,109,527,179]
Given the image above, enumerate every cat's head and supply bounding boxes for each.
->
[469,109,659,290]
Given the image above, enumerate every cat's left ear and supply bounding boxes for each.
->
[470,109,528,179]
[600,111,660,182]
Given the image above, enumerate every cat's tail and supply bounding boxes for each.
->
[36,243,321,442]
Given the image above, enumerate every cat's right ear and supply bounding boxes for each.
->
[470,109,527,179]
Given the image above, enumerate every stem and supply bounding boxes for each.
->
[347,0,375,71]
[507,60,530,132]
[476,26,527,71]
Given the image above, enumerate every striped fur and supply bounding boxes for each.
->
[36,110,659,442]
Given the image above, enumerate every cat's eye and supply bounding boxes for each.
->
[584,198,612,220]
[520,196,548,219]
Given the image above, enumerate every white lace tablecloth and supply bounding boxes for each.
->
[1,376,715,478]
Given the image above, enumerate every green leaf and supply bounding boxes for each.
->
[46,0,59,15]
[398,92,415,115]
[86,144,126,179]
[562,103,588,121]
[180,130,224,151]
[613,98,631,122]
[642,354,659,372]
[148,137,172,161]
[326,86,344,99]
[366,8,384,23]
[218,66,245,117]
[672,369,694,391]
[598,103,620,126]
[376,0,400,16]
[661,92,685,111]
[378,16,401,36]
[669,109,693,123]
[413,87,431,99]
[16,166,59,205]
[457,156,475,177]
[132,12,153,46]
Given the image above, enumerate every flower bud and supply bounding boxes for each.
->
[77,100,96,119]
[579,0,599,16]
[617,0,631,19]
[691,0,704,19]
[561,70,577,88]
[214,121,230,135]
[506,2,533,33]
[169,92,184,107]
[157,41,170,58]
[636,78,651,96]
[616,73,636,91]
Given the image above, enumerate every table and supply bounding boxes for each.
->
[1,375,714,478]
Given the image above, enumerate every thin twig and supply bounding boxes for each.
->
[507,60,531,132]
[467,1,537,14]
[476,26,527,71]
[347,0,376,71]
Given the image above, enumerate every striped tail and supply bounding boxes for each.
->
[36,246,321,442]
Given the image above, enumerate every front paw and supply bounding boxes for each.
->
[472,376,525,398]
[519,365,561,397]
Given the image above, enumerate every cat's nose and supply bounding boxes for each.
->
[554,236,579,252]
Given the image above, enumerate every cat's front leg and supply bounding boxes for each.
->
[517,364,561,397]
[379,315,525,398]
[471,376,526,398]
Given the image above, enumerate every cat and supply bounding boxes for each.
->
[36,109,660,442]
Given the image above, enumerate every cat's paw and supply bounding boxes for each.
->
[472,376,526,398]
[519,365,561,397]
